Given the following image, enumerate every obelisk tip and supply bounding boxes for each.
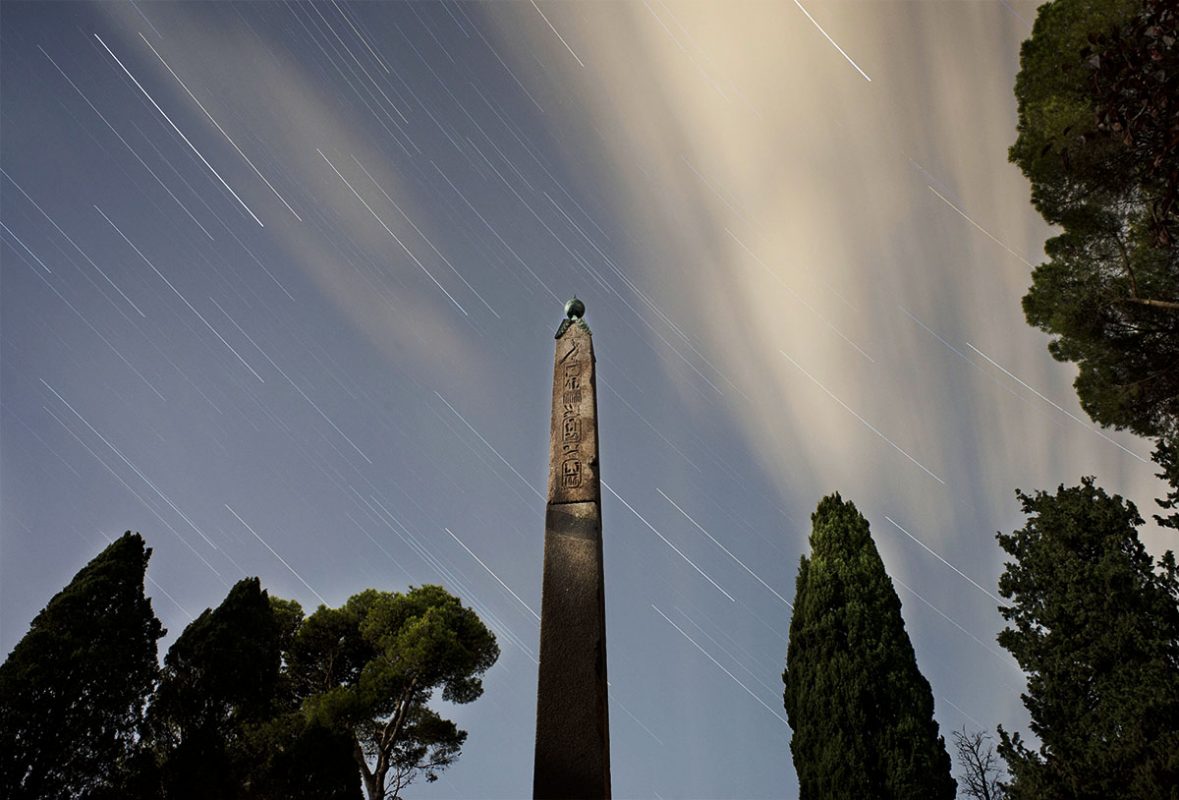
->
[555,297,590,338]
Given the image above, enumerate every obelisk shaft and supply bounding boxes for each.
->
[534,316,611,799]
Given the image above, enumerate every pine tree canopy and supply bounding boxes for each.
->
[147,577,296,799]
[996,479,1179,799]
[0,532,165,799]
[1153,436,1179,530]
[783,494,956,800]
[1010,0,1179,439]
[140,579,362,800]
[2,552,496,800]
[288,584,500,800]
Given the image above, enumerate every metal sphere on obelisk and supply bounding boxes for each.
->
[533,298,611,799]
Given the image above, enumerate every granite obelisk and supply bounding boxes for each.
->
[533,298,611,799]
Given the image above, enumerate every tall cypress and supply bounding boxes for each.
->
[783,494,956,800]
[148,577,285,799]
[0,532,165,799]
[146,578,360,800]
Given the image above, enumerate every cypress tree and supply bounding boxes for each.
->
[0,532,165,799]
[1152,435,1179,530]
[146,578,361,800]
[148,577,286,799]
[996,479,1179,799]
[783,494,956,800]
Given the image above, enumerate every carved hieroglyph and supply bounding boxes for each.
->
[534,309,611,800]
[547,322,599,504]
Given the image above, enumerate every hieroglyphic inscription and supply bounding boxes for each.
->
[559,340,583,488]
[537,313,609,799]
[548,327,596,504]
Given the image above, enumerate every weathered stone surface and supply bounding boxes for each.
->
[546,323,599,505]
[534,319,611,800]
[534,502,609,799]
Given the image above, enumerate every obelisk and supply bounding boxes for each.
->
[533,297,611,799]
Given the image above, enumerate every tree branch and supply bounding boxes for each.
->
[372,677,420,799]
[1113,233,1140,297]
[1117,296,1179,311]
[353,736,379,800]
[1107,231,1179,311]
[378,678,419,755]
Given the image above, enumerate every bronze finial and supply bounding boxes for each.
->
[556,297,590,338]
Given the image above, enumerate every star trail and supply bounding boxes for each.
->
[1,3,1168,797]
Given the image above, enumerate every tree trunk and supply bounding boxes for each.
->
[363,772,381,800]
[354,738,380,800]
[359,680,420,800]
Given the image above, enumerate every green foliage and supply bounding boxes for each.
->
[1153,434,1179,529]
[289,584,499,800]
[1009,0,1140,226]
[240,714,361,800]
[1089,0,1179,247]
[783,495,956,800]
[1,539,497,800]
[379,706,465,799]
[0,532,165,799]
[1011,0,1179,438]
[136,579,361,800]
[147,578,290,798]
[155,578,284,732]
[141,580,495,800]
[996,479,1179,799]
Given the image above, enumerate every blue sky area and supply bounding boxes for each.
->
[1,2,1168,797]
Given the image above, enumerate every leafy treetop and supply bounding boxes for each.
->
[783,494,956,800]
[0,532,165,800]
[996,479,1179,799]
[1011,0,1179,439]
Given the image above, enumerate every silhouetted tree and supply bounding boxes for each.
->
[287,585,499,800]
[145,578,360,800]
[1089,0,1179,248]
[148,577,286,798]
[2,540,498,800]
[952,728,1006,800]
[0,532,165,799]
[243,713,361,800]
[996,480,1179,799]
[1010,0,1179,439]
[1153,435,1179,529]
[782,495,956,800]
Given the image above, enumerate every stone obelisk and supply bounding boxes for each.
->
[534,297,611,800]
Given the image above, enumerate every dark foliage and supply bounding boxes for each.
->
[290,584,499,800]
[782,495,956,800]
[242,714,362,800]
[146,577,290,798]
[2,540,497,800]
[133,579,363,799]
[1153,434,1179,528]
[1011,0,1179,438]
[996,480,1179,799]
[1089,0,1179,247]
[0,532,165,799]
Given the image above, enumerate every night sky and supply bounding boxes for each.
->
[1,2,1169,797]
